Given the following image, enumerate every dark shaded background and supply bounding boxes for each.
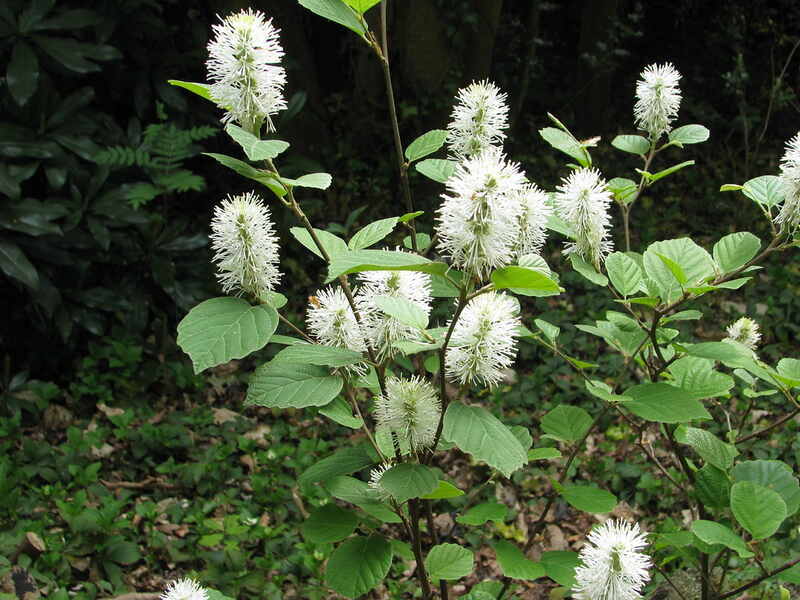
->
[1,0,799,383]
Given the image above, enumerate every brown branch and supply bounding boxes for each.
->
[718,555,800,599]
[736,407,800,445]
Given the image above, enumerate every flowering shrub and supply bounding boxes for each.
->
[171,2,800,599]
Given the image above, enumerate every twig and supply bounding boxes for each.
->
[101,477,176,490]
[736,406,800,444]
[718,555,800,599]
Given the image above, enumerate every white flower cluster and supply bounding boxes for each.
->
[776,132,800,231]
[573,520,652,600]
[306,287,369,372]
[356,258,433,360]
[210,192,281,300]
[368,462,394,500]
[161,579,208,600]
[446,292,521,387]
[207,9,287,133]
[554,167,614,268]
[634,62,682,139]
[374,376,441,451]
[436,83,554,281]
[724,316,761,351]
[446,80,509,158]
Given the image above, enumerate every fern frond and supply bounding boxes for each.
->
[95,146,154,168]
[154,170,206,193]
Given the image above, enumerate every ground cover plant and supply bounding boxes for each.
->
[3,2,800,600]
[161,2,800,599]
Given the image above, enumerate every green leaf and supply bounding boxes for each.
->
[379,464,438,503]
[641,160,695,182]
[540,551,579,587]
[713,232,761,274]
[720,184,744,192]
[539,127,589,166]
[696,464,731,510]
[607,177,638,204]
[425,544,473,581]
[730,481,787,540]
[528,448,562,461]
[176,298,278,374]
[569,254,608,286]
[491,266,561,296]
[319,396,363,429]
[415,158,457,183]
[247,361,343,410]
[0,240,39,289]
[327,250,448,281]
[421,480,464,500]
[299,446,373,486]
[585,380,631,403]
[203,153,285,197]
[373,295,428,329]
[742,175,784,207]
[282,172,333,190]
[675,426,738,471]
[541,405,592,442]
[494,540,545,580]
[290,226,348,259]
[606,252,643,296]
[302,504,358,543]
[325,476,401,522]
[669,356,734,400]
[405,129,448,162]
[668,124,710,146]
[656,252,688,285]
[7,41,39,105]
[224,124,289,161]
[560,484,617,513]
[732,460,800,516]
[325,535,392,598]
[273,344,364,367]
[624,382,711,423]
[534,319,560,343]
[168,79,213,101]
[104,540,140,565]
[643,238,715,302]
[456,502,508,526]
[442,403,527,477]
[611,134,650,155]
[399,211,424,223]
[777,359,800,388]
[690,520,753,558]
[342,0,381,14]
[348,217,399,250]
[298,0,367,37]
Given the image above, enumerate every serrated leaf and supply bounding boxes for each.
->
[690,520,752,558]
[611,134,650,155]
[675,425,738,471]
[534,318,560,342]
[324,476,401,522]
[348,217,399,250]
[272,344,364,367]
[379,464,438,503]
[373,295,429,329]
[325,535,392,598]
[282,172,332,189]
[224,124,289,161]
[540,551,579,587]
[643,238,715,303]
[290,226,348,259]
[713,232,761,274]
[492,266,561,296]
[560,485,617,513]
[177,298,278,374]
[425,544,473,581]
[539,127,589,166]
[456,502,508,526]
[732,460,800,516]
[669,356,734,400]
[319,396,363,428]
[669,124,710,145]
[606,252,643,297]
[405,129,448,161]
[541,405,592,442]
[327,250,448,281]
[569,254,608,286]
[421,480,464,500]
[415,158,456,183]
[299,446,373,486]
[442,403,527,477]
[247,361,343,409]
[302,504,358,543]
[742,175,783,207]
[624,382,711,423]
[299,0,367,37]
[607,177,638,203]
[494,540,545,580]
[730,481,787,540]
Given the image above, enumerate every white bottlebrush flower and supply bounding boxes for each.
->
[634,62,682,139]
[555,167,614,269]
[306,287,369,372]
[161,579,208,600]
[724,317,761,351]
[436,147,525,280]
[374,376,441,451]
[210,192,281,300]
[513,183,552,257]
[776,132,800,230]
[446,292,521,388]
[446,80,510,158]
[357,261,433,360]
[206,9,287,132]
[368,462,393,501]
[573,519,652,600]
